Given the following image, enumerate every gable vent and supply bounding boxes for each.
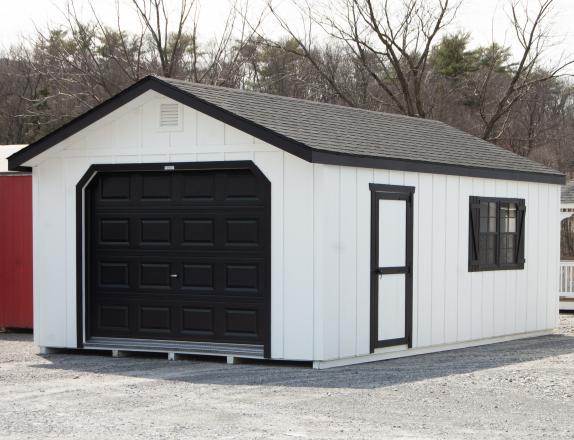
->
[159,103,180,128]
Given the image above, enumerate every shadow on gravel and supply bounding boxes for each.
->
[22,333,574,389]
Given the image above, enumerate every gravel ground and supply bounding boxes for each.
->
[1,315,573,440]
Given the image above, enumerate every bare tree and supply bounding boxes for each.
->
[130,0,197,78]
[260,0,460,116]
[477,0,574,141]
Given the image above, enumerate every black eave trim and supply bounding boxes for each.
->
[8,75,565,185]
[313,151,565,185]
[8,76,313,171]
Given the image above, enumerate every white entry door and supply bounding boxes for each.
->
[370,184,414,351]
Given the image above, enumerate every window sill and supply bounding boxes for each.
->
[468,263,525,272]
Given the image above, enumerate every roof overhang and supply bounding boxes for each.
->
[8,76,566,185]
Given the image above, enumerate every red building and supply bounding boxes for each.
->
[0,145,32,330]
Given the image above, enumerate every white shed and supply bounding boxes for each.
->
[559,181,574,311]
[8,76,563,368]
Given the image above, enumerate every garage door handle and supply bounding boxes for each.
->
[169,274,179,278]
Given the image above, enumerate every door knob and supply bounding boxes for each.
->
[169,274,179,278]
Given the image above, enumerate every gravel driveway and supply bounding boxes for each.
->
[1,314,573,440]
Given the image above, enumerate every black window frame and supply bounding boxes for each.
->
[468,196,526,272]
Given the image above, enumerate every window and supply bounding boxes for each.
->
[468,197,526,271]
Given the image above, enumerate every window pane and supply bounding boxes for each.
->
[487,234,496,264]
[508,217,516,233]
[479,233,497,265]
[501,215,507,233]
[479,235,487,263]
[499,234,516,264]
[508,203,517,232]
[480,202,489,218]
[500,234,507,250]
[500,204,508,232]
[509,203,517,218]
[489,202,496,218]
[507,235,515,263]
[489,217,497,232]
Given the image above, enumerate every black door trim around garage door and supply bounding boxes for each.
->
[75,160,272,358]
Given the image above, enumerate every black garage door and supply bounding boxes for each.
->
[84,164,271,355]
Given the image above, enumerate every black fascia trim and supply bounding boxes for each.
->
[8,76,313,171]
[313,151,565,185]
[8,166,32,173]
[9,74,565,186]
[10,77,159,170]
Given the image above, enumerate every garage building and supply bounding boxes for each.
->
[8,76,564,368]
[0,145,33,330]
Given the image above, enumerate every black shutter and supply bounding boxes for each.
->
[515,201,526,267]
[468,197,481,271]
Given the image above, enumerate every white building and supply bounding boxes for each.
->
[559,180,574,311]
[8,76,563,368]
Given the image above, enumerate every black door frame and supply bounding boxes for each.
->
[370,183,415,352]
[75,160,272,358]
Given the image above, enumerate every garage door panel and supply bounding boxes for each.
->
[139,263,173,289]
[182,307,215,335]
[223,170,259,200]
[138,306,171,333]
[140,219,172,244]
[97,305,130,332]
[224,262,264,295]
[183,219,215,246]
[223,309,259,338]
[95,211,267,250]
[91,301,266,342]
[99,219,130,244]
[225,219,259,247]
[99,174,131,201]
[141,174,172,200]
[183,172,216,200]
[182,263,214,292]
[93,256,267,296]
[98,262,130,289]
[87,167,270,349]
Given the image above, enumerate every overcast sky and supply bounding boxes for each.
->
[1,0,573,66]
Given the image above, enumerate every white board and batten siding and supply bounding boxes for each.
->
[312,165,560,362]
[32,90,314,361]
[28,90,561,363]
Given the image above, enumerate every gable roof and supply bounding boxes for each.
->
[1,145,28,174]
[8,75,564,184]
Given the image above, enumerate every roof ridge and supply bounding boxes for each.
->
[155,75,444,125]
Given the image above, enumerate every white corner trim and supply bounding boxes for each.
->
[312,329,555,369]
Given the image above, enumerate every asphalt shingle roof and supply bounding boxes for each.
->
[161,76,562,178]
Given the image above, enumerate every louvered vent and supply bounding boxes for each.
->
[159,103,180,128]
